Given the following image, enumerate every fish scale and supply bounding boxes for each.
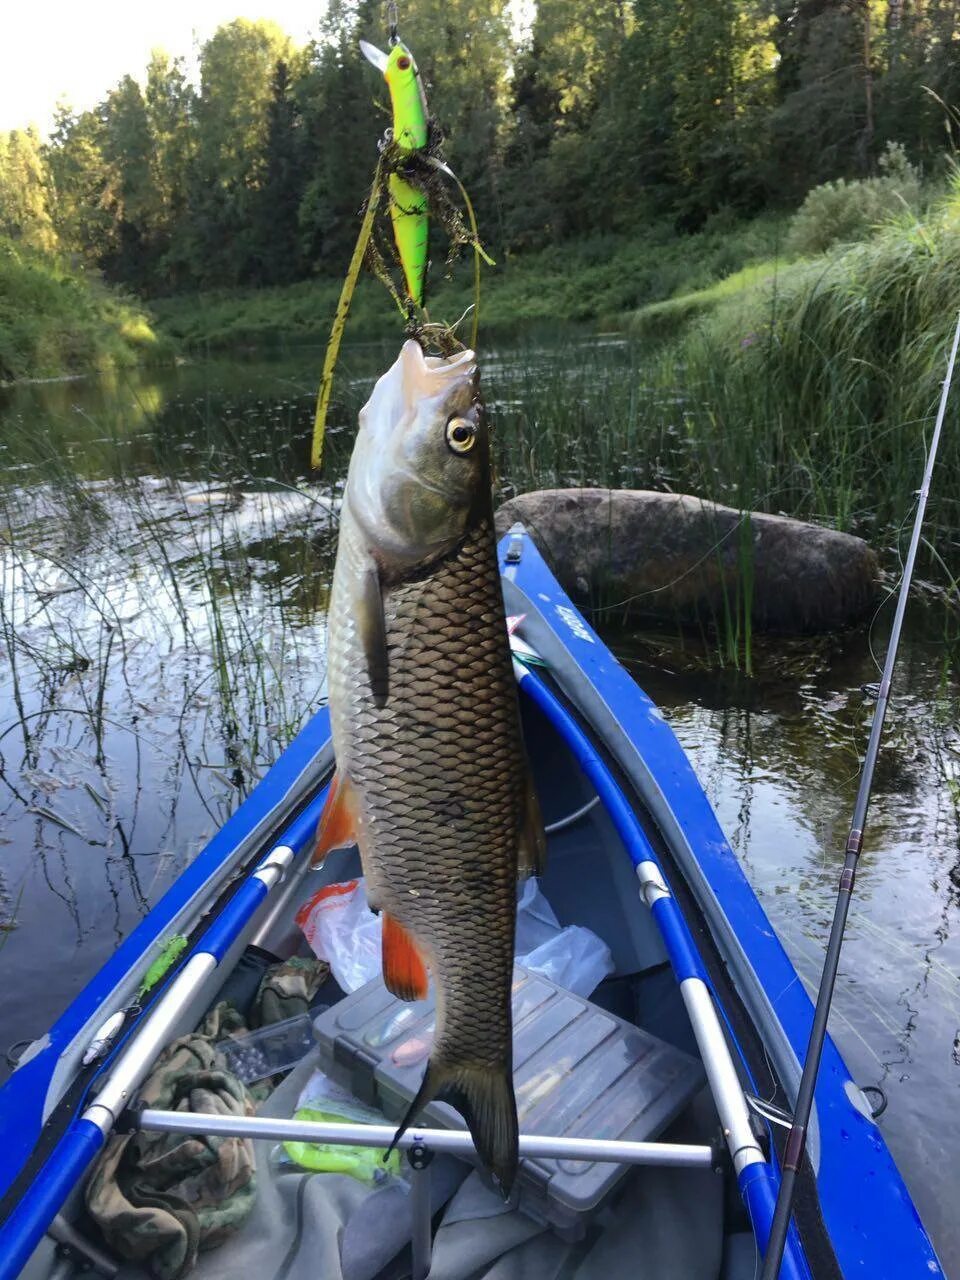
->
[322,342,541,1190]
[337,518,524,1076]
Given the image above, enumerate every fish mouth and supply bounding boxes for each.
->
[400,340,476,409]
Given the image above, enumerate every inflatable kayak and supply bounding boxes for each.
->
[0,526,943,1279]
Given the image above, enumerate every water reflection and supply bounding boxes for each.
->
[619,624,960,1268]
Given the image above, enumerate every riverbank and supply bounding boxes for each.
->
[150,213,786,350]
[622,186,960,544]
[0,240,164,384]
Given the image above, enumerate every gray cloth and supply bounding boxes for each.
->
[574,1160,723,1280]
[429,1174,560,1280]
[429,1151,724,1280]
[120,1057,727,1280]
[174,1053,468,1280]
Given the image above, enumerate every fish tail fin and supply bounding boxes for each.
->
[388,1057,518,1196]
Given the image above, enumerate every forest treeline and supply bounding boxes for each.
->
[2,0,960,298]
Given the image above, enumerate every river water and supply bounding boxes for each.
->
[1,339,958,1272]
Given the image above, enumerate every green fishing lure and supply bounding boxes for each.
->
[310,30,493,472]
[138,934,189,998]
[360,39,429,308]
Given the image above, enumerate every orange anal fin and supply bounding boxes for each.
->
[382,914,429,1001]
[312,771,361,864]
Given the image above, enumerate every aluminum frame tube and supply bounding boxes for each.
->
[679,978,763,1176]
[137,1110,715,1167]
[84,953,218,1133]
[409,1164,432,1280]
[514,664,811,1279]
[0,787,328,1280]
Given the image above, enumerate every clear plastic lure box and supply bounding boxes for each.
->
[312,967,704,1236]
[217,1012,316,1084]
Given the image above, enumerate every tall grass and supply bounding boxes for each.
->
[640,194,960,547]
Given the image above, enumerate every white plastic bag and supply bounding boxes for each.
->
[514,877,561,954]
[296,878,382,993]
[296,874,614,1000]
[515,878,614,997]
[517,924,614,998]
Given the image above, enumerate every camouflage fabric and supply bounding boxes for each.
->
[86,1035,256,1279]
[250,955,328,1028]
[85,955,328,1277]
[198,956,328,1040]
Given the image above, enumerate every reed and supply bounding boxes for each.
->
[0,399,336,870]
[631,189,960,543]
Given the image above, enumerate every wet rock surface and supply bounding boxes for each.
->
[496,488,879,633]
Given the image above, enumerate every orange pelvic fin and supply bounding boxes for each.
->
[312,771,360,864]
[382,914,429,1001]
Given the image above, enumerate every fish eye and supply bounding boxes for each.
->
[396,55,412,70]
[445,417,477,454]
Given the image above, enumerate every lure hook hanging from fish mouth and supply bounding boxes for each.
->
[310,16,494,473]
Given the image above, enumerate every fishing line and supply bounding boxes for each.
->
[543,794,600,834]
[589,474,794,617]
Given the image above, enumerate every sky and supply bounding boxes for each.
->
[0,0,325,134]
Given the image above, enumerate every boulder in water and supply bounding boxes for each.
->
[495,488,879,633]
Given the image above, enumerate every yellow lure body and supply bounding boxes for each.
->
[382,43,429,308]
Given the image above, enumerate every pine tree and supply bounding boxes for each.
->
[253,60,304,285]
[0,127,57,252]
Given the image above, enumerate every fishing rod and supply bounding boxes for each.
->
[759,310,960,1280]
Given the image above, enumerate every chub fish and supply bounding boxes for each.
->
[315,340,545,1191]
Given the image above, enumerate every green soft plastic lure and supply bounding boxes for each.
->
[283,1107,402,1182]
[138,934,188,998]
[360,39,429,308]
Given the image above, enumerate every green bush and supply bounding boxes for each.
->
[636,197,960,536]
[786,142,922,256]
[152,212,790,351]
[0,240,163,381]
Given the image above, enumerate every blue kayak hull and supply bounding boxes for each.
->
[0,527,943,1278]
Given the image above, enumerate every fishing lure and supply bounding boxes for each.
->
[138,934,188,998]
[360,39,429,309]
[310,26,493,472]
[81,1010,127,1066]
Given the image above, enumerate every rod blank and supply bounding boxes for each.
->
[759,314,960,1280]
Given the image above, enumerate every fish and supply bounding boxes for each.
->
[314,340,545,1192]
[360,40,429,308]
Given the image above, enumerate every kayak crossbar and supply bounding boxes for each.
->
[138,1111,712,1280]
[136,1110,716,1168]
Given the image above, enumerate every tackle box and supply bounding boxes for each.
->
[312,967,704,1238]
